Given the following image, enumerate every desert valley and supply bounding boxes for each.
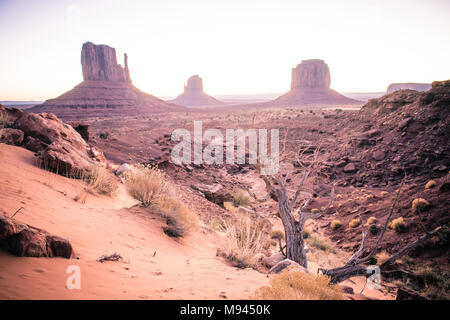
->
[1,37,448,302]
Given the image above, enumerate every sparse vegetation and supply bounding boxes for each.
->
[99,131,110,139]
[97,252,123,263]
[308,235,331,251]
[311,208,320,214]
[219,214,267,268]
[85,165,118,196]
[348,218,361,228]
[412,198,430,213]
[389,217,407,233]
[0,111,11,129]
[367,216,377,225]
[252,271,343,300]
[270,230,285,240]
[425,180,436,189]
[330,220,342,230]
[125,165,197,237]
[154,195,198,238]
[232,190,250,207]
[124,165,167,207]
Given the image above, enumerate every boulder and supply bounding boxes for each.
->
[0,215,72,258]
[116,163,133,176]
[0,128,24,145]
[7,228,51,257]
[23,136,48,152]
[398,117,412,130]
[269,259,308,274]
[40,141,96,176]
[192,183,232,205]
[343,163,357,173]
[262,252,285,268]
[372,150,385,161]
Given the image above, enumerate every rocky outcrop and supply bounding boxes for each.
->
[81,42,131,83]
[3,107,106,176]
[30,42,183,119]
[273,59,361,106]
[268,259,308,274]
[0,128,24,145]
[191,183,233,206]
[0,214,72,258]
[170,75,224,107]
[387,83,431,94]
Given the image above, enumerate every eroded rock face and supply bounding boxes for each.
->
[291,59,331,90]
[81,42,131,83]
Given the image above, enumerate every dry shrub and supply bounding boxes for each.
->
[219,214,267,268]
[125,164,197,237]
[153,195,198,237]
[270,230,285,240]
[367,216,377,225]
[307,235,331,252]
[124,164,168,207]
[252,271,343,300]
[0,111,11,129]
[330,220,342,230]
[425,180,436,189]
[412,198,430,212]
[232,190,250,207]
[348,218,361,228]
[85,165,118,196]
[389,217,407,233]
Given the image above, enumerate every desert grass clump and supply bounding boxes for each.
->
[124,164,168,207]
[311,208,320,214]
[331,220,342,230]
[270,230,285,240]
[425,180,436,189]
[0,111,11,129]
[348,218,361,228]
[232,190,250,207]
[219,214,266,268]
[308,235,331,252]
[412,198,430,213]
[252,271,343,300]
[153,195,198,238]
[367,216,377,225]
[389,217,407,233]
[85,165,118,196]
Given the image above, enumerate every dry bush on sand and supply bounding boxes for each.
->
[0,111,11,129]
[232,190,250,207]
[85,165,119,196]
[124,165,169,207]
[388,217,408,233]
[153,195,198,238]
[219,214,267,268]
[252,271,343,300]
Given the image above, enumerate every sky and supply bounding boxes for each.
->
[0,0,449,100]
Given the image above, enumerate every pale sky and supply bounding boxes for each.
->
[1,0,449,100]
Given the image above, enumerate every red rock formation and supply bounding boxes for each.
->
[273,59,361,106]
[170,75,224,107]
[31,42,183,119]
[81,42,131,83]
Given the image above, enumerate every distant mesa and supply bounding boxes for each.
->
[169,75,224,107]
[386,83,431,94]
[272,59,361,106]
[30,42,183,119]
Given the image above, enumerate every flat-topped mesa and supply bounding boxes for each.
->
[272,58,361,106]
[170,75,224,107]
[387,83,431,94]
[291,59,331,90]
[81,42,132,83]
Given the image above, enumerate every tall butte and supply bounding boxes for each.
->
[169,75,224,107]
[272,59,361,106]
[31,42,183,119]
